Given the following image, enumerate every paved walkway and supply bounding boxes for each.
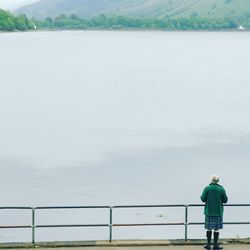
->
[10,246,250,250]
[2,239,250,249]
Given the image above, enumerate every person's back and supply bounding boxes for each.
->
[201,175,228,250]
[201,182,228,217]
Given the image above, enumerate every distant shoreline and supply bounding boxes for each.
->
[1,28,249,33]
[1,8,248,33]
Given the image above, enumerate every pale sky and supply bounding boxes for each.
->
[0,0,38,10]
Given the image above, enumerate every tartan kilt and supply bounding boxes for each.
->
[205,216,223,230]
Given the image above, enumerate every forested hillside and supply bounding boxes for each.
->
[0,9,32,31]
[15,0,250,23]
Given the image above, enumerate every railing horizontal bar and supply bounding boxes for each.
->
[35,206,110,209]
[113,223,185,227]
[0,225,32,229]
[36,224,109,228]
[189,222,204,225]
[224,204,250,207]
[113,205,186,208]
[0,207,32,210]
[0,204,249,210]
[187,222,250,225]
[187,204,204,207]
[224,222,250,225]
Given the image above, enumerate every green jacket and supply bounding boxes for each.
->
[201,183,228,216]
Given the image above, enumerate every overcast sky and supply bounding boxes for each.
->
[0,0,38,10]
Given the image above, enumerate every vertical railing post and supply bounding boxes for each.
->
[109,207,113,242]
[184,205,189,241]
[32,208,35,244]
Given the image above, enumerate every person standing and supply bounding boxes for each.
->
[201,175,228,250]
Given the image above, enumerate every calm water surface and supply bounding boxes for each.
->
[0,31,250,241]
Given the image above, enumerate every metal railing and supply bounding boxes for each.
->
[1,204,250,244]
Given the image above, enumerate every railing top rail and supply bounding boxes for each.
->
[35,205,110,209]
[113,204,186,208]
[109,203,250,208]
[188,204,250,207]
[1,204,250,210]
[224,204,250,206]
[0,207,33,210]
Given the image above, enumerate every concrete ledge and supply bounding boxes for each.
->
[0,238,250,248]
[96,240,172,246]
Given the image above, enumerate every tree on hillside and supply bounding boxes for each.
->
[15,14,31,30]
[0,9,32,31]
[0,9,16,30]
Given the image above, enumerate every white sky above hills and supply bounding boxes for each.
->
[0,0,38,10]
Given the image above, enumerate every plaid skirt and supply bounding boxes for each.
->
[205,216,223,230]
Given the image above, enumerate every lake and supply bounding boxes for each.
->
[0,30,250,242]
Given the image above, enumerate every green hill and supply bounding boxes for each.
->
[15,0,250,22]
